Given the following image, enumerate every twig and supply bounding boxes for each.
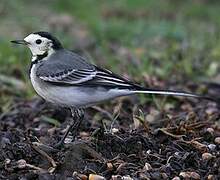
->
[32,142,57,173]
[157,128,185,139]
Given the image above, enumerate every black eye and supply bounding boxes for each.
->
[35,39,42,44]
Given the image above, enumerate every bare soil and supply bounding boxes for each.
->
[0,83,219,180]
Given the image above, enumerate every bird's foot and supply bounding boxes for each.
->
[53,108,85,149]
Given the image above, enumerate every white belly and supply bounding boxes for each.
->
[30,65,133,108]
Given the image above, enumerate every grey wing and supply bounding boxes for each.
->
[39,68,97,84]
[36,49,136,88]
[37,65,134,87]
[36,49,97,84]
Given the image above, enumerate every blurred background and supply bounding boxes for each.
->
[0,0,219,106]
[1,1,220,178]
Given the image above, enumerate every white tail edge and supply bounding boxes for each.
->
[133,90,200,98]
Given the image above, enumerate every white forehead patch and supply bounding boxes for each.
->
[24,34,50,43]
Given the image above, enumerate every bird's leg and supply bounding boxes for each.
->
[54,108,84,148]
[70,108,84,139]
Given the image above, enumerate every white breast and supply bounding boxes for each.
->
[30,64,50,101]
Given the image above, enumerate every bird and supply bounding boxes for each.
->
[11,31,212,148]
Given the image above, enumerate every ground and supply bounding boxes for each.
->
[0,0,220,179]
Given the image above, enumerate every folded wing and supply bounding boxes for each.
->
[36,49,138,88]
[39,68,97,84]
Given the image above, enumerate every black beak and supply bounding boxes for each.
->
[11,40,28,45]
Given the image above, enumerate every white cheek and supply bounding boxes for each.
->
[39,45,48,51]
[28,45,47,55]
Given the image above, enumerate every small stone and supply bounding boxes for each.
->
[207,174,214,180]
[172,177,180,180]
[146,150,151,154]
[208,144,216,151]
[111,128,119,133]
[206,128,214,135]
[214,137,220,145]
[79,174,88,180]
[4,158,11,164]
[17,159,27,169]
[179,172,190,179]
[72,171,87,180]
[161,173,168,179]
[143,162,152,171]
[202,153,213,161]
[89,174,106,180]
[112,175,121,180]
[121,175,133,180]
[174,152,180,156]
[179,172,200,179]
[190,172,200,179]
[107,162,113,171]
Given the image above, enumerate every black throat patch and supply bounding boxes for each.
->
[36,51,48,61]
[29,51,48,76]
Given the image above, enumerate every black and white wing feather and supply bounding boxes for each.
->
[38,65,136,88]
[39,68,97,84]
[36,49,136,88]
[84,67,137,88]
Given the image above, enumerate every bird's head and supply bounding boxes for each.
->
[11,32,63,56]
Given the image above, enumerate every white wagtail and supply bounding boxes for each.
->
[11,32,212,147]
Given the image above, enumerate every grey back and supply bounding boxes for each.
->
[36,49,95,77]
